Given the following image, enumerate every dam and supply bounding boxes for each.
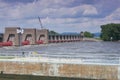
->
[0,27,83,46]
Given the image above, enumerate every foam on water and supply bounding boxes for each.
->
[0,42,119,65]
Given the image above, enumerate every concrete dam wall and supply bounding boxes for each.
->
[0,60,119,80]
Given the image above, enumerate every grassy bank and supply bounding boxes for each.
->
[0,74,97,80]
[0,56,15,59]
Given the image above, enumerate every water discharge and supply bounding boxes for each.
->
[0,42,120,65]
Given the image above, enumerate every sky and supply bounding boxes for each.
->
[0,0,120,33]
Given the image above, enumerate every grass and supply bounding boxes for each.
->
[0,74,98,80]
[94,38,102,40]
[0,56,15,59]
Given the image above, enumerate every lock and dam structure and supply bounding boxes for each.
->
[0,27,119,80]
[1,27,83,46]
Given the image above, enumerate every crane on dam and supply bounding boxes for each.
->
[38,16,44,29]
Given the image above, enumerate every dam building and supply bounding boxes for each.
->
[1,27,83,46]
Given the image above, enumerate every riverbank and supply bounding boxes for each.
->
[0,74,95,80]
[83,38,102,42]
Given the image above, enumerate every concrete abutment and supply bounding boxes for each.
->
[0,61,118,80]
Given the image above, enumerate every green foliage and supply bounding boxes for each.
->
[101,23,120,41]
[49,30,59,35]
[0,74,91,80]
[84,31,94,38]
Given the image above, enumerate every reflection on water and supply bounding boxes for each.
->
[0,42,120,64]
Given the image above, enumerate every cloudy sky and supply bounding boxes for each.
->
[0,0,120,33]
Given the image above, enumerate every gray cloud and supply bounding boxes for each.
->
[0,0,119,33]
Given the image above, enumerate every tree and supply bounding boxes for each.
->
[49,30,59,35]
[84,31,94,38]
[101,23,120,41]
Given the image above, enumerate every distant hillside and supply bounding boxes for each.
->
[93,32,101,38]
[61,32,79,35]
[61,32,101,38]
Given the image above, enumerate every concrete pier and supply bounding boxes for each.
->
[49,34,82,43]
[3,27,49,46]
[0,57,119,80]
[22,28,36,45]
[4,27,20,46]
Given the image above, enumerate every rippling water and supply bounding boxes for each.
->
[0,41,120,64]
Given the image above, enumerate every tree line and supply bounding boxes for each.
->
[101,23,120,41]
[49,23,120,41]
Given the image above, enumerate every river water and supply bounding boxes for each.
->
[0,41,120,64]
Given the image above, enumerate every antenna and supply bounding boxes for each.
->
[38,16,43,29]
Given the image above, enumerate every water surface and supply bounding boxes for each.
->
[0,42,120,64]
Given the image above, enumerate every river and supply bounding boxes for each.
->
[0,41,120,64]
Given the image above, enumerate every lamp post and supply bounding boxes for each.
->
[110,37,113,41]
[17,28,24,46]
